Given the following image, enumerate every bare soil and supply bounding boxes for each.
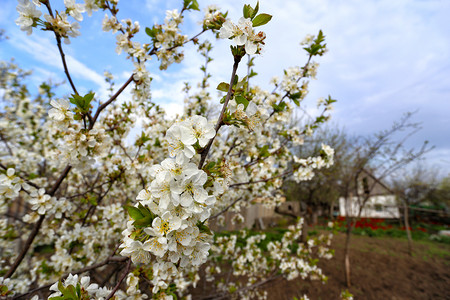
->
[263,232,450,300]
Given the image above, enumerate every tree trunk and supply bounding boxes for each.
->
[312,209,318,225]
[329,199,335,220]
[344,217,353,288]
[403,199,413,256]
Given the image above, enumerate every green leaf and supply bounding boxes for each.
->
[205,161,216,170]
[84,92,95,102]
[138,203,153,217]
[234,75,248,90]
[124,205,145,220]
[133,214,154,228]
[76,283,81,297]
[196,221,212,235]
[64,285,78,299]
[235,95,249,109]
[252,13,272,27]
[243,4,252,19]
[249,70,258,78]
[233,74,239,86]
[259,145,270,157]
[145,26,158,38]
[188,0,200,11]
[57,280,64,293]
[68,92,95,114]
[289,92,302,106]
[183,0,192,8]
[272,101,287,113]
[216,82,230,92]
[251,1,259,19]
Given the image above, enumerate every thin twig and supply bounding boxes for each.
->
[210,197,243,220]
[198,56,242,169]
[106,258,131,299]
[90,75,134,129]
[0,132,13,156]
[43,1,78,95]
[229,170,292,188]
[4,215,45,279]
[12,256,128,299]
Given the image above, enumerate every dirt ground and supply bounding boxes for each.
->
[262,232,450,300]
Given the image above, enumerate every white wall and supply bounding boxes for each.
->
[339,195,400,218]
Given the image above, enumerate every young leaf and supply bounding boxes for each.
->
[217,82,230,92]
[76,283,81,297]
[124,205,145,220]
[138,203,153,217]
[251,1,259,19]
[188,0,200,11]
[233,74,239,86]
[183,0,192,8]
[133,214,154,228]
[259,145,270,157]
[196,221,212,234]
[252,13,272,27]
[243,4,252,19]
[84,92,95,103]
[235,95,249,109]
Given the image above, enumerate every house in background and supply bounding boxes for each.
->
[339,169,400,218]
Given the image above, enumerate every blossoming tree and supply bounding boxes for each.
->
[1,0,337,299]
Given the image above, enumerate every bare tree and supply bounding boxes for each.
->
[338,112,432,287]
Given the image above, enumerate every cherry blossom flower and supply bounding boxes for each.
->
[15,0,42,35]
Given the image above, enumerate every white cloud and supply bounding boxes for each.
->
[10,33,106,87]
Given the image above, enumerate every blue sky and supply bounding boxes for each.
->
[1,0,450,176]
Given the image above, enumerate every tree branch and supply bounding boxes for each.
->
[90,75,134,130]
[12,256,128,299]
[198,56,242,169]
[210,197,243,220]
[43,1,78,95]
[105,258,131,300]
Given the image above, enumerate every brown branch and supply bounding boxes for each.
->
[43,1,78,95]
[229,170,292,188]
[3,214,45,279]
[266,53,313,121]
[105,258,131,300]
[90,75,134,130]
[4,164,72,279]
[0,132,13,156]
[210,197,243,220]
[12,256,128,299]
[198,56,242,169]
[48,165,72,196]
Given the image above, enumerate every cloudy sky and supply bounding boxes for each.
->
[1,0,449,175]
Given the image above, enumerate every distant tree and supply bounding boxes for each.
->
[337,112,432,287]
[392,163,440,206]
[430,176,450,207]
